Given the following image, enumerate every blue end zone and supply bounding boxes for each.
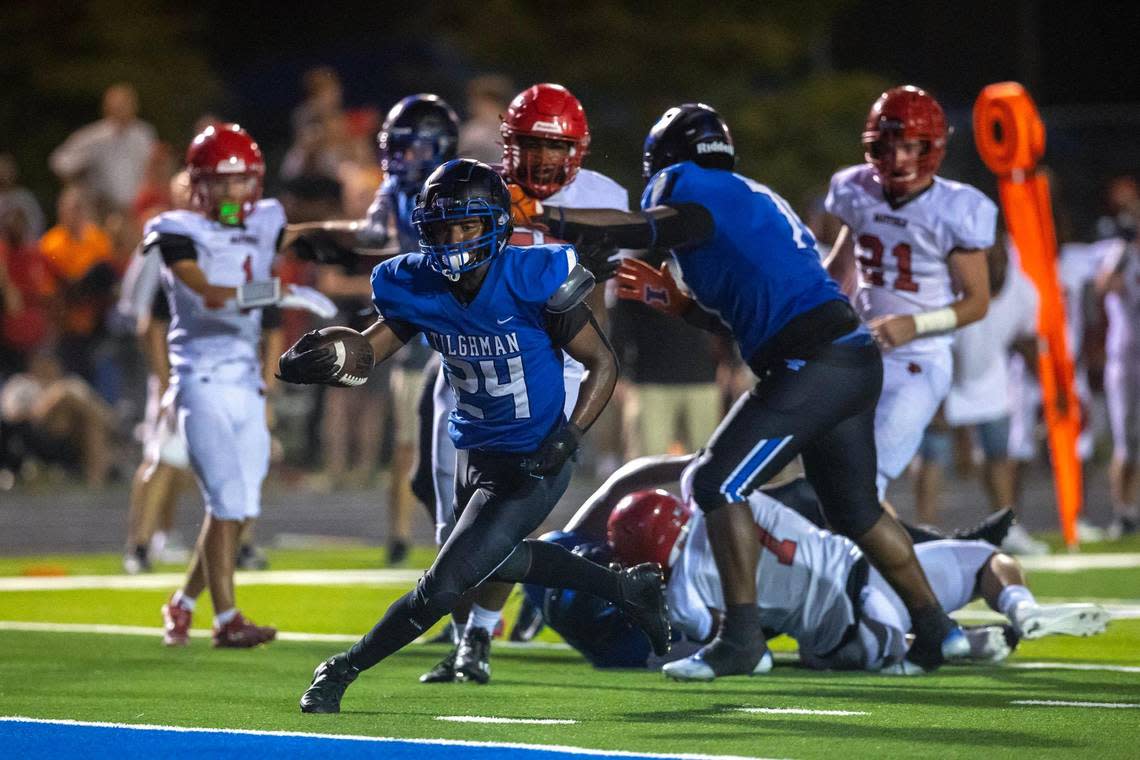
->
[0,720,709,760]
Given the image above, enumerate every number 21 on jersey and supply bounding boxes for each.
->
[857,234,919,293]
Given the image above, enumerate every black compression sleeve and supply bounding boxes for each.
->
[149,233,197,266]
[544,302,592,348]
[381,315,420,343]
[681,301,731,335]
[554,203,714,249]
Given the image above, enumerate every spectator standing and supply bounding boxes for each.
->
[38,186,116,391]
[49,83,156,219]
[1094,176,1139,242]
[0,153,45,240]
[458,75,514,164]
[0,207,55,374]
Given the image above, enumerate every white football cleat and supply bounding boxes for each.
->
[1012,603,1110,640]
[662,649,773,682]
[963,625,1012,663]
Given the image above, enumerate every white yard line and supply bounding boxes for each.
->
[730,708,868,717]
[1017,553,1140,572]
[436,716,578,725]
[953,601,1140,622]
[0,568,424,591]
[1006,662,1140,674]
[1010,700,1140,709]
[1,552,1136,591]
[0,620,571,649]
[0,716,782,760]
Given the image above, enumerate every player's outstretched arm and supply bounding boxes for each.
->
[540,204,714,252]
[564,454,696,540]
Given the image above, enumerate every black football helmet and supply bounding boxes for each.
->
[642,103,735,181]
[412,159,512,280]
[377,94,460,194]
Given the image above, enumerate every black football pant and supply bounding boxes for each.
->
[347,449,624,671]
[689,341,884,538]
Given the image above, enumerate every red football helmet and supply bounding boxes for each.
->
[862,85,948,198]
[607,489,692,570]
[501,83,590,200]
[186,123,265,225]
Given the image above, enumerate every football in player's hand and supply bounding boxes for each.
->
[318,326,374,387]
[278,326,373,387]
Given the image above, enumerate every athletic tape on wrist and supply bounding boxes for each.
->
[913,307,958,335]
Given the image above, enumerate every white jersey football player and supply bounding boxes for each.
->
[600,457,1109,678]
[1097,239,1140,538]
[825,85,995,500]
[154,124,334,649]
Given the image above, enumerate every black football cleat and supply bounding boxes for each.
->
[617,563,671,656]
[455,628,492,684]
[662,637,773,681]
[419,645,458,683]
[300,653,359,713]
[953,507,1016,546]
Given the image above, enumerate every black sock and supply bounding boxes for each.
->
[911,604,953,644]
[346,590,439,672]
[902,522,945,544]
[719,604,762,649]
[499,540,622,602]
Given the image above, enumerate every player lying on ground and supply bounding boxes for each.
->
[278,159,670,713]
[532,103,968,677]
[522,454,1110,676]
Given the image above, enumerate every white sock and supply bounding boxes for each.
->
[173,591,196,612]
[465,603,502,636]
[214,607,239,627]
[997,584,1036,620]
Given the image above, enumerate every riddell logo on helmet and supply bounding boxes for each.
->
[530,119,565,134]
[216,157,249,173]
[696,141,733,156]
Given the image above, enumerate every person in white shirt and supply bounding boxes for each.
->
[49,83,156,218]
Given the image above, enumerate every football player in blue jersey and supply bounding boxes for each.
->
[283,94,459,562]
[279,159,670,713]
[537,103,969,678]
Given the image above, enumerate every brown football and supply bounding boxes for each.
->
[318,326,374,387]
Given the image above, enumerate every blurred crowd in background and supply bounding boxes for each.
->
[1,65,1137,549]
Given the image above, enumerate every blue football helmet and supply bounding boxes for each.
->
[377,94,460,194]
[642,103,735,182]
[412,159,513,280]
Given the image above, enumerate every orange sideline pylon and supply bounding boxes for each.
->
[973,82,1081,547]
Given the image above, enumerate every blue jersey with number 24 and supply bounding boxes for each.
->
[372,245,575,453]
[642,161,846,362]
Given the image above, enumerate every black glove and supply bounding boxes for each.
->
[289,230,356,268]
[574,233,620,282]
[277,330,338,384]
[520,423,583,477]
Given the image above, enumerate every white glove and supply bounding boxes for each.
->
[279,284,337,319]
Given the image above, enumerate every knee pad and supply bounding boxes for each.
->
[410,576,462,626]
[825,497,884,539]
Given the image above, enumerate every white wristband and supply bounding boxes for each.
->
[236,278,281,309]
[912,307,958,335]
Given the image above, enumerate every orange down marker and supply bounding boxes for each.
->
[974,82,1081,548]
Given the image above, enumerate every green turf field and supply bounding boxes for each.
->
[1,544,1137,759]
